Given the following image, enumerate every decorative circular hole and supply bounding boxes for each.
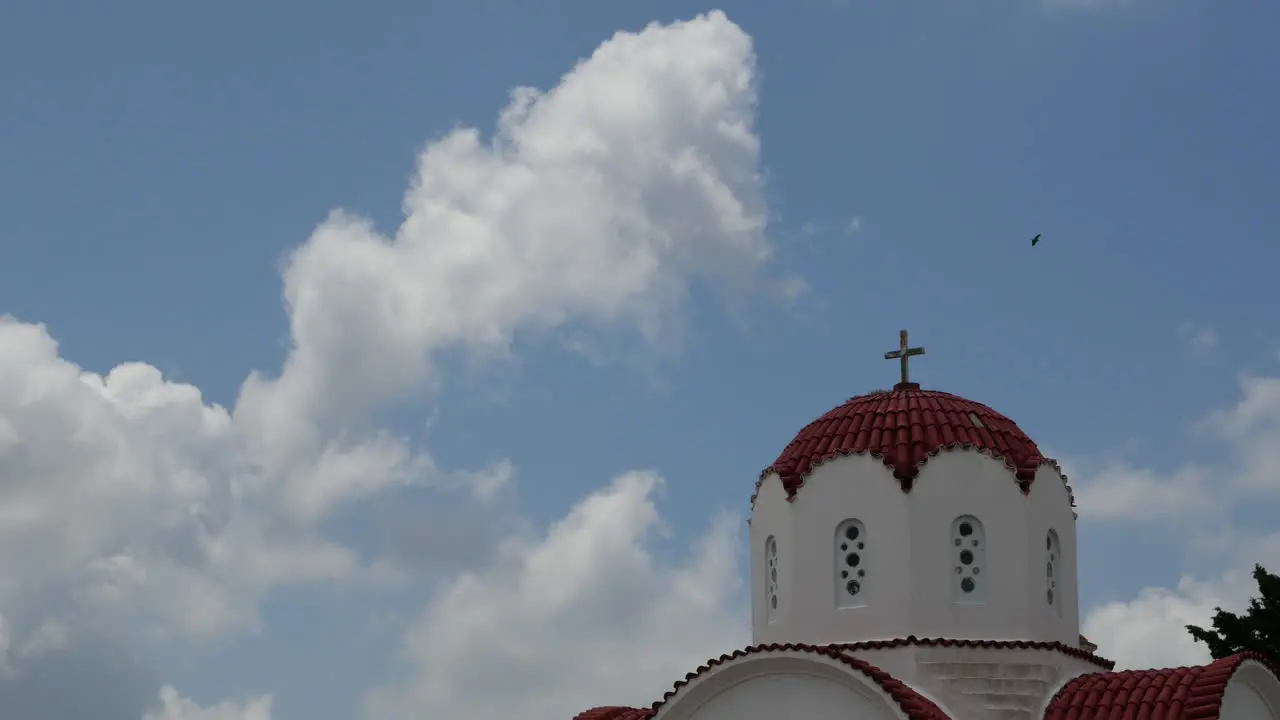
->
[845,526,860,541]
[841,570,848,579]
[841,543,848,551]
[955,566,962,574]
[961,577,975,593]
[1047,535,1052,550]
[846,580,861,596]
[971,539,979,547]
[857,569,865,577]
[845,553,861,568]
[1047,589,1054,605]
[954,538,961,546]
[771,568,777,582]
[856,542,864,550]
[771,595,778,609]
[959,522,973,537]
[1047,562,1053,577]
[960,550,974,565]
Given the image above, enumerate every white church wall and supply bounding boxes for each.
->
[907,452,1034,641]
[750,475,794,640]
[1221,661,1280,720]
[1024,464,1080,646]
[752,454,913,645]
[653,654,902,720]
[920,646,1100,720]
[751,449,1078,646]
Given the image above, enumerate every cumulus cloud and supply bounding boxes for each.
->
[364,472,748,720]
[1178,322,1219,355]
[0,8,775,715]
[1071,367,1280,524]
[0,628,160,720]
[1072,462,1215,522]
[1074,365,1280,671]
[145,687,274,720]
[1082,570,1258,670]
[1203,374,1280,495]
[233,8,772,517]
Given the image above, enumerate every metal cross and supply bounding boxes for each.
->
[884,329,925,385]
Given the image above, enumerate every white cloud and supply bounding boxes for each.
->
[1203,374,1280,495]
[364,472,747,720]
[0,8,776,715]
[1070,365,1280,524]
[145,687,274,720]
[1074,368,1280,670]
[1073,462,1215,521]
[232,8,773,517]
[846,216,863,234]
[1082,569,1259,670]
[1178,322,1219,354]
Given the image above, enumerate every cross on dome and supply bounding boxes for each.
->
[884,329,925,387]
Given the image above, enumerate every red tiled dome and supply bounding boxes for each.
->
[763,382,1051,497]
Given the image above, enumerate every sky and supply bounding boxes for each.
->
[1,0,1279,718]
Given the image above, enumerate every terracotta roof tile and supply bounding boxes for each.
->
[759,384,1066,500]
[572,707,652,720]
[1044,652,1278,720]
[642,643,952,720]
[573,637,1117,718]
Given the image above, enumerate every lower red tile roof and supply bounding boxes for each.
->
[759,384,1063,500]
[644,643,952,720]
[1045,652,1279,720]
[572,636,1117,718]
[574,642,952,720]
[572,708,652,720]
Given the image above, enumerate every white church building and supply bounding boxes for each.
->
[573,332,1280,720]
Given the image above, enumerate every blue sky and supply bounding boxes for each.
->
[2,1,1279,719]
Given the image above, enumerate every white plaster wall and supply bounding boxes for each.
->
[912,645,1100,720]
[677,673,890,720]
[654,655,901,720]
[751,449,1079,646]
[908,454,1079,644]
[1023,464,1080,645]
[752,454,913,645]
[839,643,1101,712]
[1222,663,1280,720]
[750,475,795,639]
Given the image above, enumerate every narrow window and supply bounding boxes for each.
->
[951,516,987,603]
[1047,530,1062,616]
[835,519,868,608]
[765,535,778,622]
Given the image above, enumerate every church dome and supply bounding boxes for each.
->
[763,381,1050,496]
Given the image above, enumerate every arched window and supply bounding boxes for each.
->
[765,535,779,622]
[951,516,987,603]
[835,519,868,608]
[1047,529,1062,616]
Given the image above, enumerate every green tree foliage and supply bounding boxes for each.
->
[1186,564,1280,662]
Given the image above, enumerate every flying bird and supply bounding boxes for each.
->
[1031,234,1041,246]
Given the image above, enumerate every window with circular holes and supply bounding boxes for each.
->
[1046,529,1062,616]
[951,516,987,603]
[765,535,779,622]
[835,519,867,608]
